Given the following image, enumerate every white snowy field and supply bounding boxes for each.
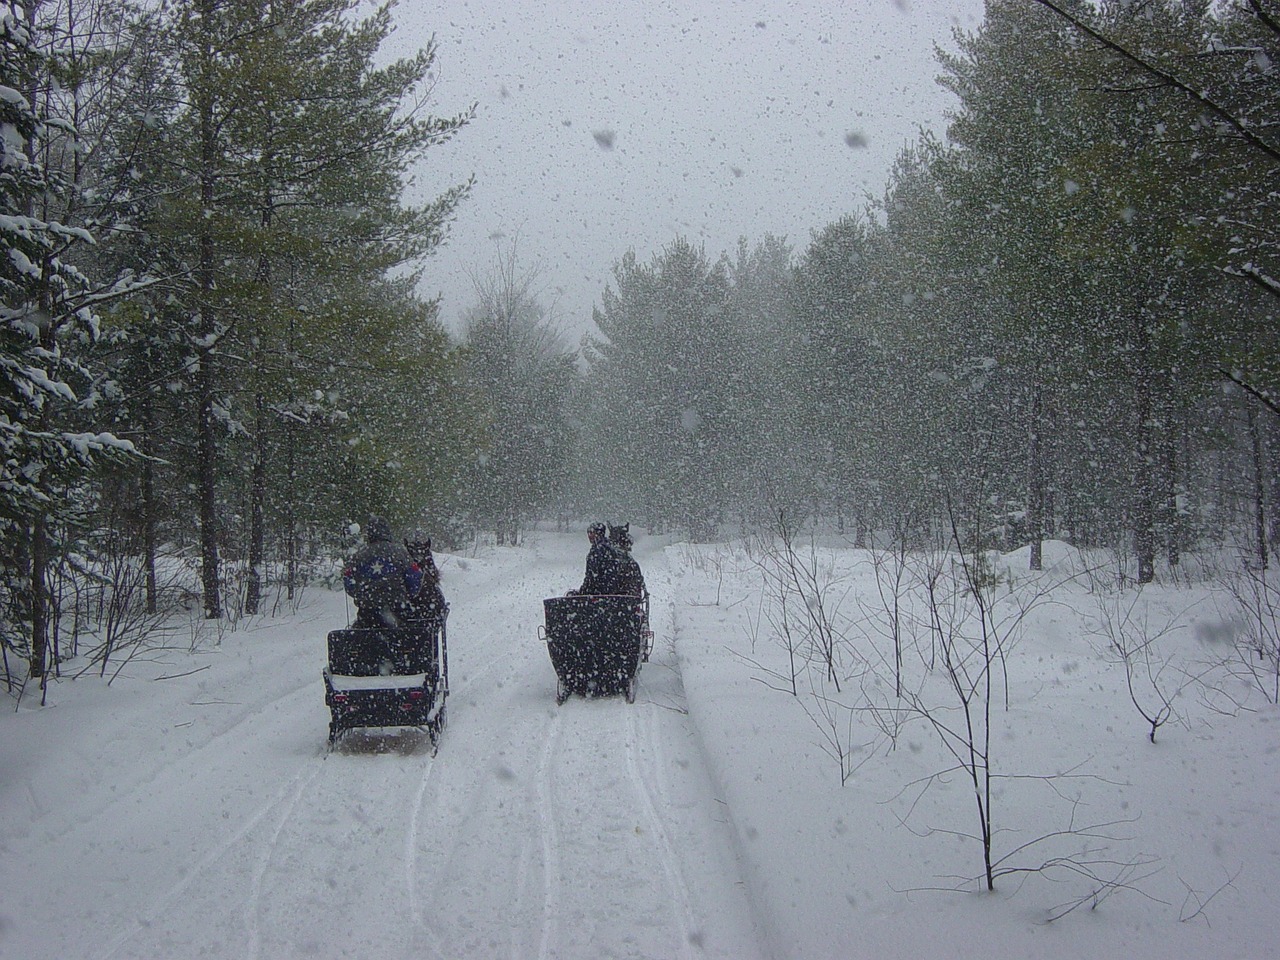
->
[1,530,1277,960]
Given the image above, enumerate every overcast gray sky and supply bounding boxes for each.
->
[384,0,986,343]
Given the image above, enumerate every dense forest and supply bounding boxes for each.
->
[2,0,1276,693]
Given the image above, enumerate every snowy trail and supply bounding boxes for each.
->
[8,535,1280,960]
[388,534,765,959]
[1,533,764,960]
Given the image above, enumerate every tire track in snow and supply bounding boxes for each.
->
[653,545,776,958]
[403,753,449,960]
[244,760,323,960]
[626,699,699,960]
[403,754,436,927]
[390,640,516,960]
[511,811,537,960]
[535,708,564,960]
[497,700,563,960]
[391,622,554,956]
[97,755,323,960]
[47,675,319,850]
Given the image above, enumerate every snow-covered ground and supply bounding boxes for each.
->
[1,531,1276,959]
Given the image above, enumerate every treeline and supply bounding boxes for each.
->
[1,0,481,687]
[483,0,1278,578]
[3,1,1278,689]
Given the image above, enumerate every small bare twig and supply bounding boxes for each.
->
[1178,865,1241,925]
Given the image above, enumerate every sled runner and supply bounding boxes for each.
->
[540,594,651,704]
[323,610,449,748]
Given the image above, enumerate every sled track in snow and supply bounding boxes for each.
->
[627,689,699,959]
[244,758,320,960]
[527,687,702,960]
[100,654,459,960]
[48,675,318,851]
[98,758,325,960]
[397,635,523,960]
[535,710,565,960]
[404,751,447,957]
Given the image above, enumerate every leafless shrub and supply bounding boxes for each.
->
[849,660,918,752]
[1221,561,1280,704]
[217,552,318,628]
[895,552,1003,889]
[742,566,803,697]
[1087,583,1203,742]
[893,766,1155,918]
[862,513,922,696]
[1178,866,1241,925]
[678,542,731,607]
[749,500,1154,907]
[67,552,196,682]
[755,510,851,690]
[886,502,1110,893]
[744,510,870,782]
[795,680,878,785]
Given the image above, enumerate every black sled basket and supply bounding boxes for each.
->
[322,613,449,747]
[541,595,647,704]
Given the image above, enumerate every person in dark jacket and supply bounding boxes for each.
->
[609,523,647,598]
[404,532,447,622]
[609,522,652,662]
[571,521,624,595]
[342,516,422,628]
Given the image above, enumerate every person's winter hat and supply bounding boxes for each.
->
[405,530,433,559]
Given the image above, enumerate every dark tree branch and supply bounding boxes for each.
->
[1220,367,1280,418]
[1029,0,1280,166]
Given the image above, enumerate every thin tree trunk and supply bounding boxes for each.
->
[22,0,49,683]
[1162,395,1180,568]
[245,390,267,614]
[1247,397,1269,571]
[245,157,277,615]
[196,0,221,619]
[142,457,158,614]
[141,392,158,614]
[1266,412,1280,555]
[283,271,299,601]
[198,378,221,618]
[285,415,298,601]
[1028,376,1044,572]
[1133,322,1156,585]
[29,518,48,685]
[1216,444,1229,544]
[24,8,56,682]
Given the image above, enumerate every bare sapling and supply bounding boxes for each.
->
[896,532,1000,890]
[679,542,736,607]
[888,501,1131,899]
[61,547,195,683]
[1222,560,1280,704]
[747,509,873,783]
[986,800,1158,922]
[755,510,848,690]
[849,629,923,752]
[863,506,926,697]
[1088,582,1199,743]
[795,674,879,785]
[745,556,803,697]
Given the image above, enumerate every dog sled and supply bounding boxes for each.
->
[323,610,449,748]
[540,594,651,704]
